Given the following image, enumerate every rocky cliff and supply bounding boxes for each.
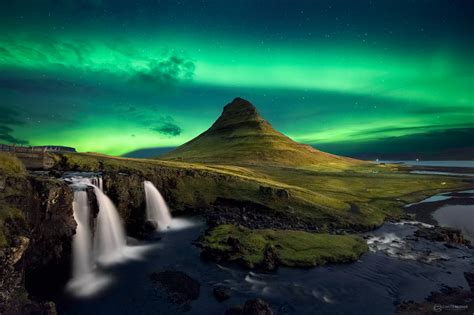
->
[0,166,76,314]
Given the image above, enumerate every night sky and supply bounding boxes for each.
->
[1,0,473,158]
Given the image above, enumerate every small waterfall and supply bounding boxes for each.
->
[93,186,126,264]
[144,181,172,230]
[91,177,103,191]
[71,190,93,279]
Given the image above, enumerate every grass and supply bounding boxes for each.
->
[0,153,26,175]
[51,152,470,230]
[0,153,27,248]
[200,224,368,268]
[0,206,25,248]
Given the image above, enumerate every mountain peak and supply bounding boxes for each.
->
[209,97,264,132]
[224,97,256,112]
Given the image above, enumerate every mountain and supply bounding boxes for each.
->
[160,97,361,167]
[122,146,175,158]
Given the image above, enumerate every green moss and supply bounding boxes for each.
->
[0,205,25,248]
[201,224,368,268]
[0,153,26,175]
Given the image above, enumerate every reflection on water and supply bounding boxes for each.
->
[410,170,474,177]
[433,205,474,241]
[377,160,474,168]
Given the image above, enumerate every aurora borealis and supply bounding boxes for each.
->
[1,0,473,158]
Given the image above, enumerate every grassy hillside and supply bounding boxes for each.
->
[52,152,469,230]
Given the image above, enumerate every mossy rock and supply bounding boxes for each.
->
[200,224,368,269]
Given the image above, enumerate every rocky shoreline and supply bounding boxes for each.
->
[396,272,474,314]
[0,173,76,314]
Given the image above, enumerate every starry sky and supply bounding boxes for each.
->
[1,0,473,158]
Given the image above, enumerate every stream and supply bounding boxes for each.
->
[58,219,473,314]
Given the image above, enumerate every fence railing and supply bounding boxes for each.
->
[0,144,76,153]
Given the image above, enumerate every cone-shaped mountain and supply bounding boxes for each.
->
[161,98,361,167]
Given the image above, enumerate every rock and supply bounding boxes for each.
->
[0,174,76,312]
[144,220,158,232]
[415,226,471,246]
[22,301,57,315]
[9,236,29,265]
[242,299,273,315]
[213,286,231,302]
[260,244,280,271]
[227,236,243,252]
[225,306,244,315]
[465,272,474,292]
[205,198,319,232]
[396,273,474,314]
[258,186,290,200]
[149,270,200,305]
[225,299,273,315]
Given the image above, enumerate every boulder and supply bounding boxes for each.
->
[242,299,273,315]
[225,299,273,315]
[213,286,232,302]
[149,270,200,305]
[415,226,470,246]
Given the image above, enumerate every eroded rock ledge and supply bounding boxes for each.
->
[0,173,75,313]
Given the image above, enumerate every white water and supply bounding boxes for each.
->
[91,177,103,191]
[144,181,172,230]
[93,186,127,264]
[71,191,93,279]
[66,175,130,297]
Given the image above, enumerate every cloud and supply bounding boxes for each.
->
[315,128,474,160]
[151,121,182,137]
[408,106,473,115]
[0,106,25,126]
[348,123,471,139]
[0,125,29,145]
[132,52,195,86]
[0,106,29,144]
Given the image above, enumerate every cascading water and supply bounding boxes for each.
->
[65,174,130,296]
[93,186,127,264]
[71,190,93,279]
[144,181,172,230]
[91,177,103,191]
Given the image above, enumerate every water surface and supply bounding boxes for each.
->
[433,205,474,242]
[59,218,474,315]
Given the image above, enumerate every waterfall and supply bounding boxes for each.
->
[65,173,152,297]
[66,174,126,273]
[144,181,172,230]
[91,177,103,191]
[71,190,93,279]
[93,186,126,264]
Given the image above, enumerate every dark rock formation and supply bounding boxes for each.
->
[225,299,273,315]
[213,286,231,302]
[465,272,474,292]
[415,226,471,246]
[149,270,200,306]
[0,173,75,313]
[260,244,280,271]
[396,272,474,314]
[205,198,319,232]
[259,186,290,200]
